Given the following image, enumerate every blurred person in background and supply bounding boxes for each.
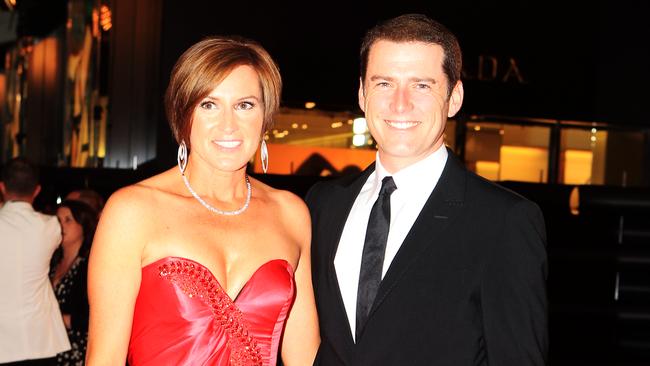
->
[0,157,70,365]
[50,200,98,365]
[65,189,104,215]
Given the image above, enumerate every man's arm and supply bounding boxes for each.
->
[482,199,548,365]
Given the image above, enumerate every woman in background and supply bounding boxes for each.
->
[86,36,319,366]
[51,200,98,365]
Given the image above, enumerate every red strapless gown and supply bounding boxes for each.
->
[128,257,295,366]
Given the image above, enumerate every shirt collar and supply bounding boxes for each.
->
[368,145,448,204]
[2,200,34,210]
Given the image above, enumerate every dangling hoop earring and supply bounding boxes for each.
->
[260,139,269,174]
[177,140,188,175]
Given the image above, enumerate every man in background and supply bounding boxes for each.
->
[0,158,70,365]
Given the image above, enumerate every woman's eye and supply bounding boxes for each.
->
[236,101,255,110]
[200,101,217,110]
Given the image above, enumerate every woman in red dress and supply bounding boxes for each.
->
[86,36,319,366]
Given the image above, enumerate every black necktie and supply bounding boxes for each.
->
[356,176,397,340]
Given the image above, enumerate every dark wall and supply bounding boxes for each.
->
[158,1,650,124]
[22,32,65,165]
[104,0,162,169]
[605,132,646,186]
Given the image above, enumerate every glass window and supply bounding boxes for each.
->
[465,121,551,183]
[444,119,456,151]
[560,127,647,186]
[560,128,602,185]
[253,108,375,176]
[600,129,646,186]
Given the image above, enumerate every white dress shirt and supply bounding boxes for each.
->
[335,146,448,340]
[0,201,70,362]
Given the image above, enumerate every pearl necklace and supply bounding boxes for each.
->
[182,174,251,216]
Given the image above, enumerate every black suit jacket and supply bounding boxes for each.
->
[306,151,548,366]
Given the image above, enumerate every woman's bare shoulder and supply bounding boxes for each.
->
[252,178,308,215]
[251,178,311,248]
[102,168,180,222]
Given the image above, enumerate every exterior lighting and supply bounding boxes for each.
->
[305,102,316,109]
[301,124,308,129]
[353,117,368,134]
[2,0,16,10]
[474,125,481,131]
[100,5,112,31]
[273,130,289,138]
[352,134,366,147]
[331,121,343,128]
[291,123,298,129]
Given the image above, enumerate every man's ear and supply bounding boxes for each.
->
[31,185,41,201]
[447,80,464,118]
[358,78,366,112]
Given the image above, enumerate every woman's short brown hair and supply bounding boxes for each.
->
[165,36,282,149]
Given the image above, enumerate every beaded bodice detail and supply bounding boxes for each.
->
[159,259,262,365]
[128,257,295,366]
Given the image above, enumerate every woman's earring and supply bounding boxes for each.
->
[260,139,269,174]
[177,140,188,175]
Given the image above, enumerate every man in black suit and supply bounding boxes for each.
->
[306,14,547,365]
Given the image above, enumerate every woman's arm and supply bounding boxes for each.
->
[85,187,148,365]
[280,193,320,366]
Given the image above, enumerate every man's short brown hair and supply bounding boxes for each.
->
[360,14,462,97]
[1,157,39,196]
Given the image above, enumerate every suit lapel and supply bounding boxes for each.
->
[368,151,467,319]
[321,164,375,357]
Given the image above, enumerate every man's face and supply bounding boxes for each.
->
[359,40,463,173]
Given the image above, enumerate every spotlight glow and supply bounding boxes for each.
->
[352,134,366,146]
[353,118,367,134]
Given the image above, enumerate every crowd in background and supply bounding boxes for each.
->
[1,157,103,366]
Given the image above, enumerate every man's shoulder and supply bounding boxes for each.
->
[25,206,59,226]
[312,174,356,192]
[307,169,370,201]
[464,169,532,207]
[39,211,60,227]
[0,204,60,244]
[0,202,52,223]
[440,151,536,210]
